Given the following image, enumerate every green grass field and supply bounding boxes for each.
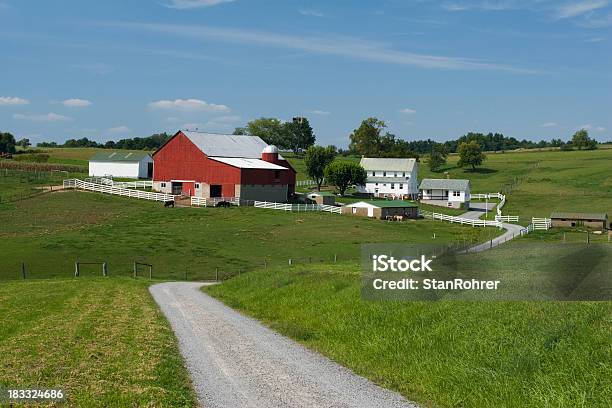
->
[0,278,196,407]
[0,190,497,281]
[206,261,611,408]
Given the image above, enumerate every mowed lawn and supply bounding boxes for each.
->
[206,263,612,408]
[0,278,196,407]
[0,190,498,281]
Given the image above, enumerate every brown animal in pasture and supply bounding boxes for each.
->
[164,200,174,208]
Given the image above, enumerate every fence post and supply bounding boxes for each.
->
[133,262,137,279]
[288,258,293,266]
[490,239,493,249]
[334,254,337,263]
[74,262,80,277]
[215,267,219,281]
[103,262,108,277]
[22,262,26,279]
[264,259,268,269]
[149,265,152,280]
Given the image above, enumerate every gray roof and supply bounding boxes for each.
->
[359,158,417,172]
[419,178,470,191]
[181,131,284,159]
[550,212,608,221]
[90,151,151,162]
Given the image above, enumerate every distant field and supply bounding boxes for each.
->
[0,278,196,407]
[206,261,611,408]
[0,191,498,281]
[43,147,151,166]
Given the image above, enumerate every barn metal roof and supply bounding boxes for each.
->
[550,212,608,221]
[419,178,470,191]
[182,131,285,159]
[210,157,288,170]
[89,151,151,162]
[360,158,417,172]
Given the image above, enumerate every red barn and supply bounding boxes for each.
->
[152,131,296,202]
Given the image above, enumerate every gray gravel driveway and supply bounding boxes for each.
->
[150,282,418,408]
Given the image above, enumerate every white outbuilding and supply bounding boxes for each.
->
[419,178,471,209]
[89,151,153,179]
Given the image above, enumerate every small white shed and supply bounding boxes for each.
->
[89,151,153,179]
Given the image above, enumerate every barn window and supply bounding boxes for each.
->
[161,182,166,188]
[352,207,357,214]
[195,183,200,189]
[274,170,280,179]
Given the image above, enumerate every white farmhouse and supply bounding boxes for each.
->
[419,178,470,209]
[89,151,153,179]
[357,158,419,199]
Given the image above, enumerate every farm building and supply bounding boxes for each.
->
[342,200,418,219]
[550,212,609,229]
[89,151,153,179]
[357,158,419,199]
[152,131,296,201]
[419,178,471,209]
[306,191,336,206]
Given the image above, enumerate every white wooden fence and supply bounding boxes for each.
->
[296,179,323,187]
[85,177,153,189]
[420,209,502,228]
[253,201,342,214]
[63,179,174,202]
[191,196,240,207]
[495,215,519,223]
[532,217,552,230]
[472,192,506,216]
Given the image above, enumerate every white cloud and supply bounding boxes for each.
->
[596,126,606,132]
[164,0,235,9]
[442,3,469,11]
[400,108,417,114]
[109,22,537,73]
[0,96,30,106]
[298,9,325,17]
[540,122,558,127]
[309,110,331,115]
[148,98,230,112]
[107,125,130,133]
[581,124,592,130]
[62,98,92,107]
[13,112,72,122]
[555,1,609,19]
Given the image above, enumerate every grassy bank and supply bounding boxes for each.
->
[205,263,611,408]
[0,278,196,407]
[0,191,499,281]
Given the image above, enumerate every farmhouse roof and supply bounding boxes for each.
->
[210,157,288,170]
[550,212,608,221]
[419,178,470,191]
[347,200,418,208]
[89,151,151,162]
[367,176,408,183]
[359,158,417,172]
[181,131,285,159]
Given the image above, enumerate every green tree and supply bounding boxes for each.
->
[304,145,337,191]
[571,129,597,150]
[245,118,287,148]
[0,132,17,154]
[457,141,486,171]
[16,138,31,148]
[348,117,386,156]
[428,143,448,172]
[284,117,316,153]
[324,161,367,196]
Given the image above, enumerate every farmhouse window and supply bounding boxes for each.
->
[383,184,387,187]
[375,183,378,186]
[399,184,403,189]
[383,171,386,177]
[453,191,461,197]
[402,172,406,177]
[391,183,395,189]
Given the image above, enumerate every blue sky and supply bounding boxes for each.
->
[1,0,610,147]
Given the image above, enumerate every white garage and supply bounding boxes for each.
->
[89,151,153,179]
